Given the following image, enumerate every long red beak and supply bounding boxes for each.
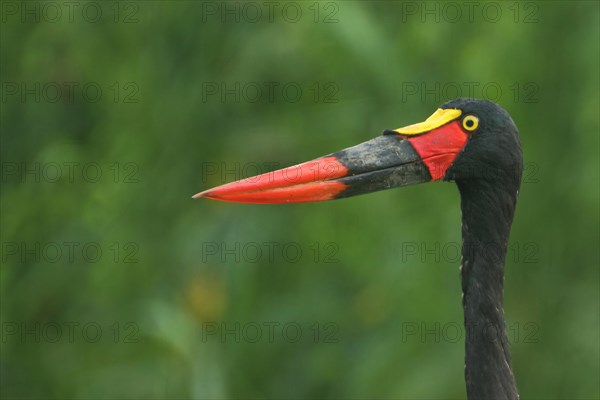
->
[193,156,350,203]
[194,109,468,204]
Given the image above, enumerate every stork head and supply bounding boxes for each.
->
[441,98,523,187]
[193,98,523,204]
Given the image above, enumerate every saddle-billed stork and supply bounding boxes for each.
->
[194,98,523,399]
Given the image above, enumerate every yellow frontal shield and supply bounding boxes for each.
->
[394,108,462,135]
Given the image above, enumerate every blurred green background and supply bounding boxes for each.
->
[1,1,599,399]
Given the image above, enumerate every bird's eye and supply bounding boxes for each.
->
[462,115,479,132]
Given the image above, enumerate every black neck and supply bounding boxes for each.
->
[457,178,520,400]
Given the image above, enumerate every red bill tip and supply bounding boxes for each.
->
[193,156,349,204]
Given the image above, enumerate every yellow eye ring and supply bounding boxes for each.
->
[462,115,479,132]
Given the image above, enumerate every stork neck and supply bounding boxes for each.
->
[457,179,519,400]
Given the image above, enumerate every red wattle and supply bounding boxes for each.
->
[407,121,468,180]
